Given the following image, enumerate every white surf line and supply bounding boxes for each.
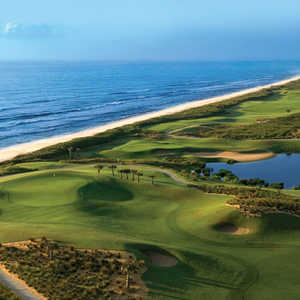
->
[1,75,300,163]
[0,268,46,300]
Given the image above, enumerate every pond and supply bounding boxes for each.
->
[208,154,300,189]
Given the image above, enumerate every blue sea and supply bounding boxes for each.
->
[1,61,300,149]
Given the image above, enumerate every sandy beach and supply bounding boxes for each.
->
[1,75,300,163]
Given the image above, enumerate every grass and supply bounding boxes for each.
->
[0,165,300,299]
[1,80,300,299]
[148,89,300,132]
[96,136,300,163]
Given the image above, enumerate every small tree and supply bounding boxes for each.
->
[121,263,134,289]
[270,182,284,190]
[150,175,155,185]
[137,172,143,183]
[123,169,130,180]
[131,170,138,181]
[202,167,212,177]
[110,165,117,176]
[67,147,73,160]
[95,164,104,176]
[75,147,81,159]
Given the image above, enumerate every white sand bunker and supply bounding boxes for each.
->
[218,224,250,235]
[144,251,178,267]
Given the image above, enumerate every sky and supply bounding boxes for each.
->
[0,0,300,61]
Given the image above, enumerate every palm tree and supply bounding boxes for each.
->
[67,147,73,160]
[121,264,133,289]
[150,175,155,185]
[75,147,81,159]
[47,242,58,260]
[137,172,143,183]
[124,169,130,180]
[95,164,103,176]
[131,169,138,181]
[110,165,117,176]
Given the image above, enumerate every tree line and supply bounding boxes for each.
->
[191,165,285,189]
[95,164,156,184]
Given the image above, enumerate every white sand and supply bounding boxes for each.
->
[1,75,300,163]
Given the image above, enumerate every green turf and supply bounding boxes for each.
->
[2,82,300,299]
[97,136,300,161]
[148,89,300,132]
[1,165,300,299]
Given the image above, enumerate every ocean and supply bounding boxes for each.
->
[1,60,300,149]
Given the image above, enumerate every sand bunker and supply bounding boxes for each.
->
[190,151,274,162]
[217,224,250,235]
[143,251,178,267]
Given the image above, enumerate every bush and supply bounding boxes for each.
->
[0,239,145,300]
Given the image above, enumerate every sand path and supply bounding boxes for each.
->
[0,266,46,300]
[0,75,299,163]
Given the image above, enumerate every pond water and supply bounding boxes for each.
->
[208,154,300,189]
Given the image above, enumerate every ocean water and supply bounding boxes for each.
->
[1,61,300,149]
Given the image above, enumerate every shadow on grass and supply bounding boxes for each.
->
[125,243,246,300]
[125,243,196,300]
[76,178,134,217]
[260,213,300,234]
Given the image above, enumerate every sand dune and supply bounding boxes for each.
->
[1,75,300,163]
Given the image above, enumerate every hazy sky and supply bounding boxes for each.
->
[1,0,300,61]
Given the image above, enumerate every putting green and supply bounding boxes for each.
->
[2,172,88,207]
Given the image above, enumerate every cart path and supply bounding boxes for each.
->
[0,267,46,300]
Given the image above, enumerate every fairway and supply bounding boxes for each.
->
[148,89,300,132]
[0,165,300,299]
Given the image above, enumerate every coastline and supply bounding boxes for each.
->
[1,75,300,163]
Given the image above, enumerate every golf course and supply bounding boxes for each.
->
[1,79,300,299]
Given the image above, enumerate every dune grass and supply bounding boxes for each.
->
[0,165,300,299]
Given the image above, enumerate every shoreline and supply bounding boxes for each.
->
[1,75,300,163]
